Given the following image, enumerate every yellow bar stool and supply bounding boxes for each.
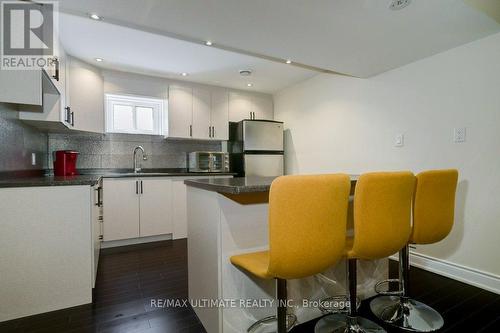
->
[315,171,416,333]
[230,174,352,333]
[370,169,458,332]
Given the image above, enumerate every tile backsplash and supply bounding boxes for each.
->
[0,103,48,172]
[48,132,222,170]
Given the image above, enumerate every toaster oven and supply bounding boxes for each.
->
[188,152,230,173]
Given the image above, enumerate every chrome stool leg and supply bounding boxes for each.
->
[315,259,386,333]
[248,279,297,333]
[370,246,444,332]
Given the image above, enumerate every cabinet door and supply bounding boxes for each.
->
[172,179,188,240]
[69,57,104,133]
[252,95,274,120]
[103,179,140,241]
[168,85,193,138]
[211,88,229,140]
[139,178,173,237]
[0,71,41,105]
[192,87,211,139]
[228,91,253,122]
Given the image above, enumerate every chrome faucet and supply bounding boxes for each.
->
[133,146,147,173]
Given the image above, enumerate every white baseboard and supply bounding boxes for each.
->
[390,252,500,295]
[101,234,173,249]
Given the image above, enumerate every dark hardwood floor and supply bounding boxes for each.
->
[1,239,498,332]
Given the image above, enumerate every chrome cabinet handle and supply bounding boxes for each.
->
[189,125,192,137]
[212,126,215,138]
[140,180,143,194]
[135,180,138,194]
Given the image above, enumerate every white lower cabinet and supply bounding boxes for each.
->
[103,176,232,242]
[103,178,172,241]
[139,178,173,237]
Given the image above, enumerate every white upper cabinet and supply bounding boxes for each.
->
[67,57,104,133]
[167,84,229,140]
[18,47,69,130]
[168,85,193,139]
[228,91,274,122]
[228,91,253,122]
[252,94,274,120]
[210,87,229,140]
[192,87,211,139]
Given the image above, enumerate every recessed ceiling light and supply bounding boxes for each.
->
[95,58,103,62]
[181,72,188,77]
[205,41,213,46]
[247,83,253,87]
[89,13,101,20]
[285,59,292,64]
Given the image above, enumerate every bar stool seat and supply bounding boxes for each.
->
[231,251,271,279]
[231,174,352,333]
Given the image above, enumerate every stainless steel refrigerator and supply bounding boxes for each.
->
[229,120,284,177]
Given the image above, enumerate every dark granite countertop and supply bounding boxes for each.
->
[0,174,102,188]
[0,169,235,188]
[184,176,278,194]
[184,175,360,195]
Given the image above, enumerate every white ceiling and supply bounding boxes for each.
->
[59,13,317,94]
[59,0,500,79]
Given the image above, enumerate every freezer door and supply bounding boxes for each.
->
[244,154,284,177]
[243,120,283,151]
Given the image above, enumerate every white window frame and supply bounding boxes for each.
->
[105,94,165,135]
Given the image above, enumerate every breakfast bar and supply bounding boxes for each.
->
[185,176,388,333]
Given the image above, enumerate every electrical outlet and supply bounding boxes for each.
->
[454,127,466,143]
[31,153,36,166]
[395,133,404,147]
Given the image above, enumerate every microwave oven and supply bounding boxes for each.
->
[188,152,230,173]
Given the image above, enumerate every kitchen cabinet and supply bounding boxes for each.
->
[102,178,173,241]
[210,87,229,140]
[139,178,173,237]
[103,178,140,241]
[192,87,211,139]
[171,175,233,239]
[91,184,103,288]
[67,57,105,133]
[167,85,229,140]
[168,85,193,139]
[228,91,273,122]
[0,185,95,321]
[17,47,70,130]
[252,94,274,120]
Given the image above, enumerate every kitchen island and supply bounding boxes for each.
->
[185,176,387,333]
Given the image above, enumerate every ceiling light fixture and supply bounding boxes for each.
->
[247,83,253,87]
[285,59,292,64]
[95,58,103,62]
[205,41,213,46]
[389,0,411,10]
[89,13,102,20]
[181,72,188,77]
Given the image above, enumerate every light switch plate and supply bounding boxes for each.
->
[395,133,404,147]
[454,127,466,143]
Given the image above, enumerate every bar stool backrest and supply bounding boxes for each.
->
[350,172,416,260]
[411,169,459,245]
[267,174,351,280]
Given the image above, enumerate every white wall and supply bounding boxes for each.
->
[274,32,500,281]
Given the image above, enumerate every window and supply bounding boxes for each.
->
[105,94,165,135]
